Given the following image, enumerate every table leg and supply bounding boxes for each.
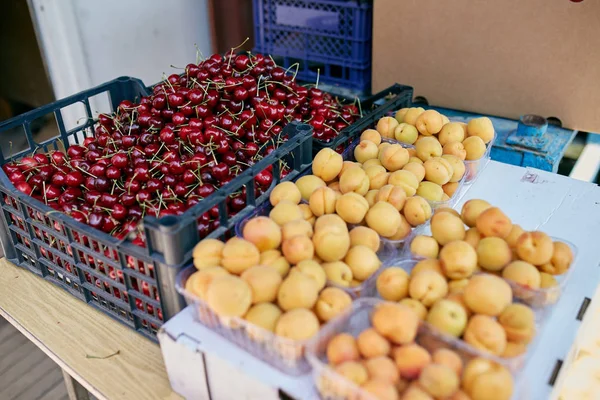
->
[62,369,90,400]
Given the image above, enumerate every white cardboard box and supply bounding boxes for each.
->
[159,161,600,400]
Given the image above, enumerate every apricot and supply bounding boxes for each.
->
[243,216,282,252]
[207,275,252,317]
[395,123,419,144]
[502,341,526,358]
[417,181,444,202]
[376,267,410,301]
[442,182,460,198]
[314,213,347,233]
[314,230,351,262]
[403,107,425,125]
[393,344,432,380]
[275,308,320,340]
[281,219,313,241]
[375,184,406,211]
[402,162,426,182]
[445,292,472,318]
[515,231,553,266]
[241,265,282,304]
[345,245,381,281]
[463,274,512,316]
[259,249,290,277]
[438,122,466,145]
[389,170,420,197]
[540,241,574,275]
[432,348,463,376]
[314,287,352,322]
[427,299,469,338]
[295,260,326,290]
[464,227,482,248]
[377,116,400,139]
[498,303,536,344]
[402,384,434,400]
[460,199,491,228]
[475,207,512,239]
[298,203,315,225]
[467,117,495,144]
[379,144,410,172]
[312,148,344,182]
[539,272,558,288]
[221,237,260,274]
[339,166,369,195]
[463,136,486,160]
[185,267,230,300]
[502,261,541,289]
[415,137,443,161]
[410,235,440,259]
[462,358,514,400]
[442,154,466,183]
[365,165,390,190]
[327,333,360,365]
[409,270,448,307]
[355,140,380,163]
[476,237,512,271]
[448,279,469,294]
[399,298,428,321]
[349,226,380,253]
[270,200,303,226]
[412,259,444,277]
[309,186,337,217]
[358,329,392,359]
[244,302,282,334]
[270,181,302,206]
[439,240,478,279]
[415,110,445,136]
[403,196,433,227]
[364,189,379,207]
[434,206,461,218]
[419,364,459,399]
[389,214,413,241]
[282,235,314,264]
[409,156,423,164]
[361,129,382,145]
[443,142,467,160]
[323,261,354,287]
[423,158,452,185]
[504,224,525,248]
[277,271,319,311]
[334,361,369,386]
[336,192,369,224]
[431,212,466,245]
[341,161,361,176]
[192,239,225,270]
[295,175,327,201]
[362,380,400,400]
[463,315,507,356]
[395,108,409,123]
[366,201,402,237]
[364,158,383,169]
[372,303,419,345]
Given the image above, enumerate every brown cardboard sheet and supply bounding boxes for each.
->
[372,0,600,132]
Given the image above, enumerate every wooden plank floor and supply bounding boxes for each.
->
[0,316,68,400]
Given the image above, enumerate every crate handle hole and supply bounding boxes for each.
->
[158,215,179,229]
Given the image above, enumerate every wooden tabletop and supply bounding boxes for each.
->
[0,258,181,400]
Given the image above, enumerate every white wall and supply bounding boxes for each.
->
[31,0,213,97]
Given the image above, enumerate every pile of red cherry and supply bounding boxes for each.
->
[2,52,360,246]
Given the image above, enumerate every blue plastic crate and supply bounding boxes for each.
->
[420,106,577,173]
[254,0,373,92]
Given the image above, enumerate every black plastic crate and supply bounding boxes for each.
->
[0,77,314,341]
[312,83,413,154]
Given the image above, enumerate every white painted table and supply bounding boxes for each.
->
[159,161,600,400]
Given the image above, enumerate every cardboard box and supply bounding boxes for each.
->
[372,0,600,133]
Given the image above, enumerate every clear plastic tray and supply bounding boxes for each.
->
[176,265,313,375]
[343,137,467,210]
[463,131,496,185]
[305,298,527,400]
[400,223,580,308]
[234,201,403,296]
